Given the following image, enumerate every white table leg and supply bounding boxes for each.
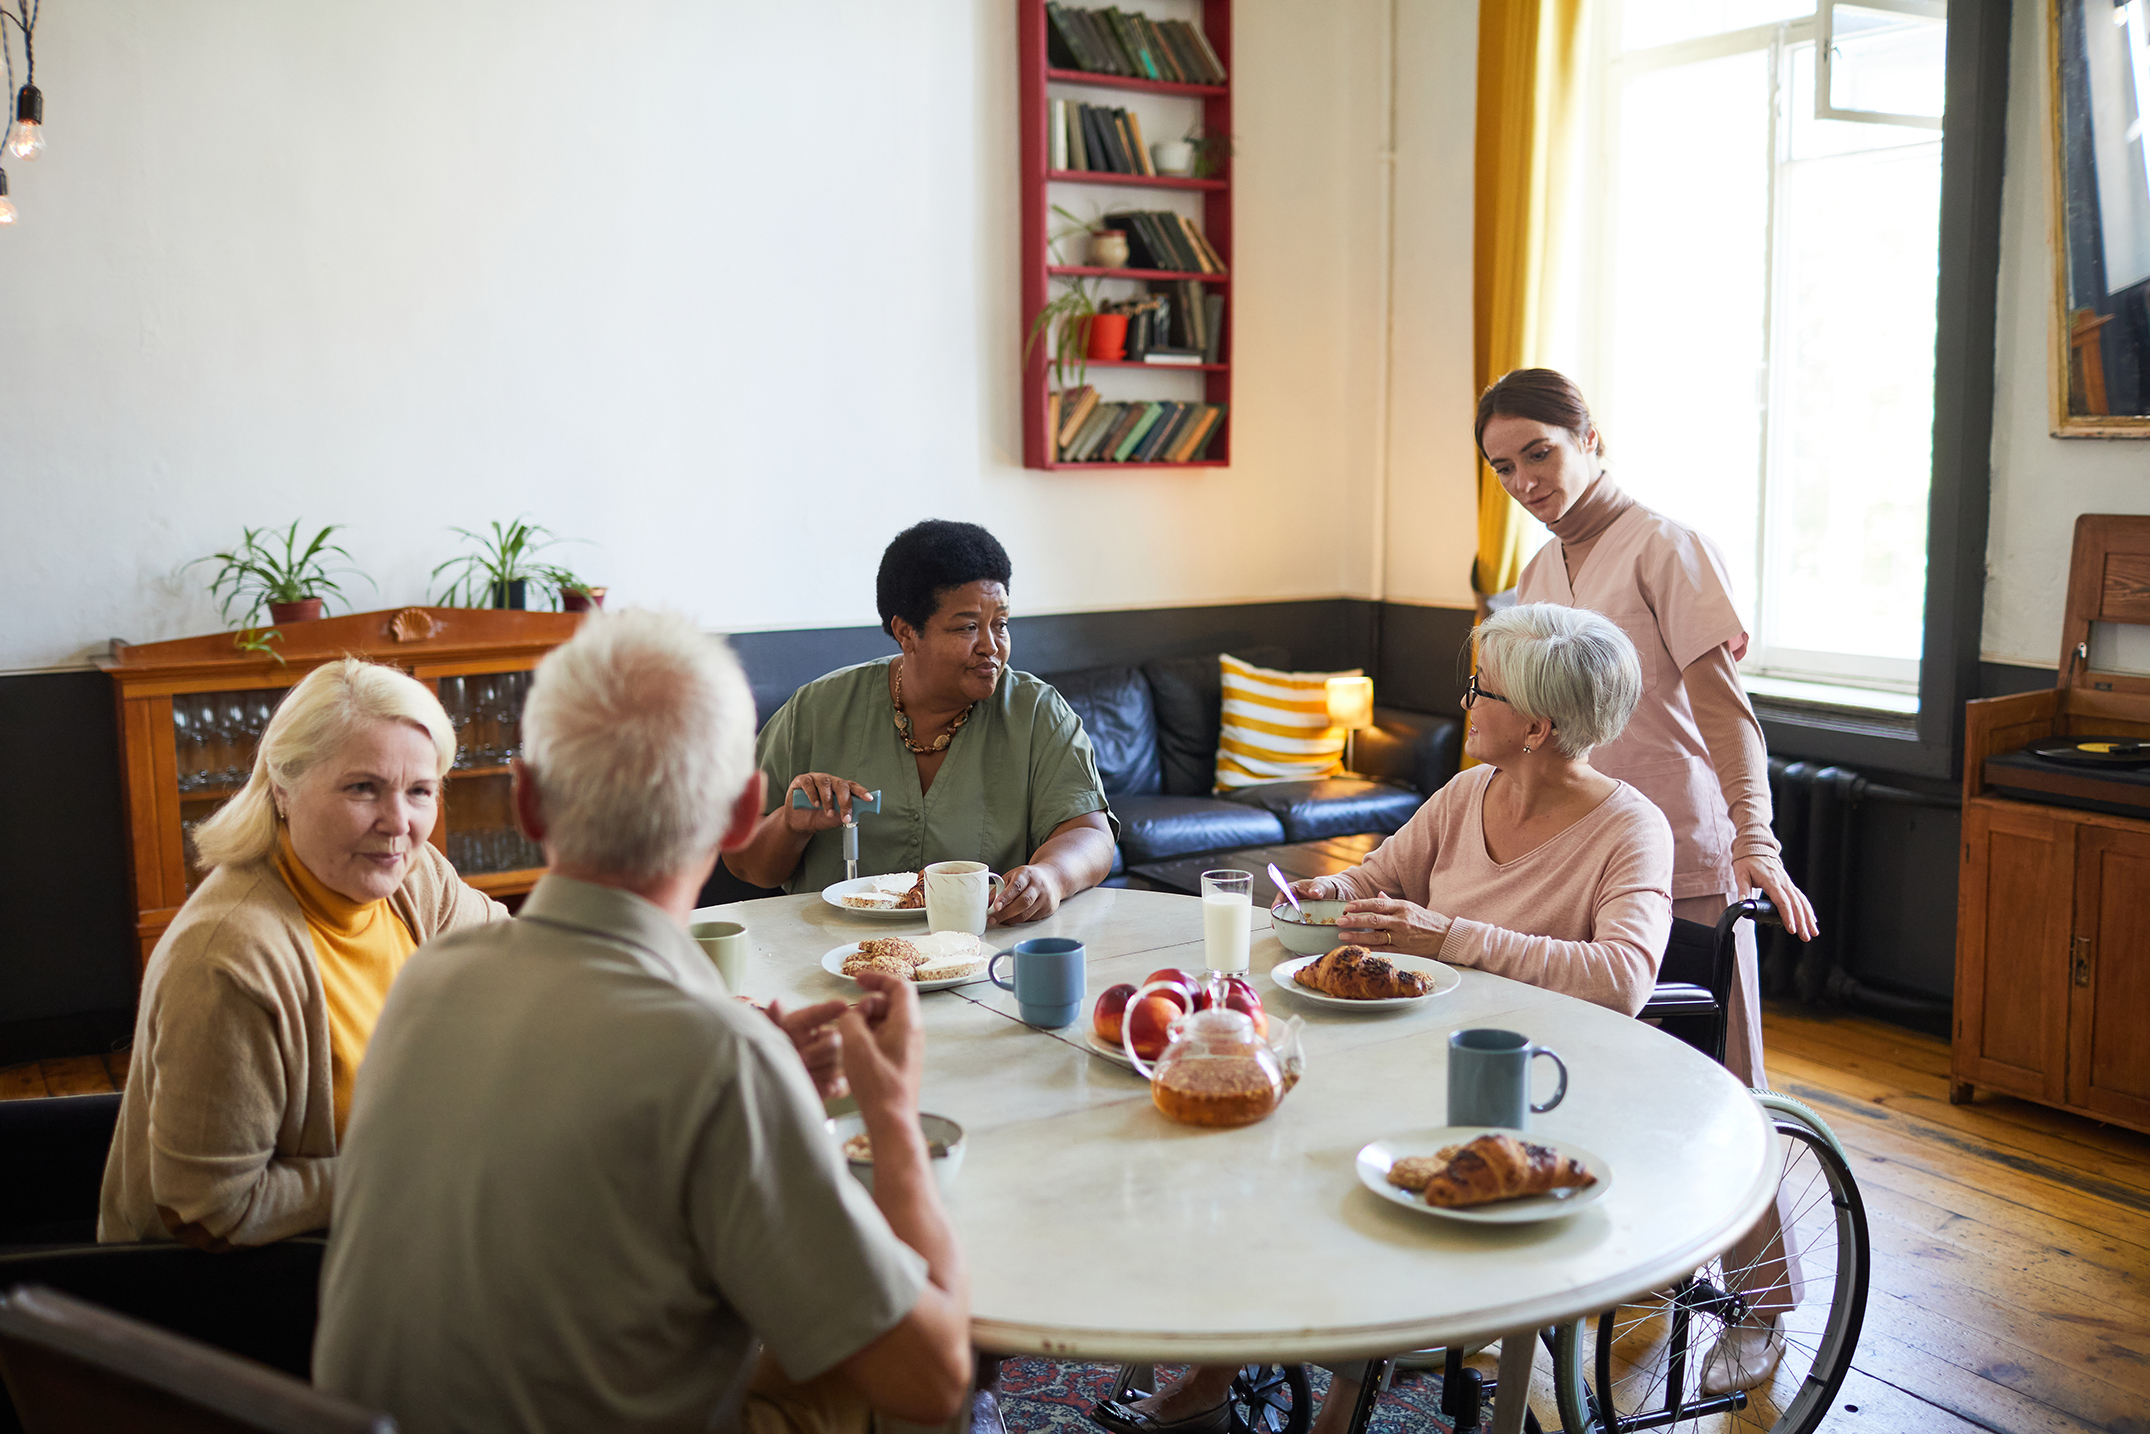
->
[1491,1328,1536,1434]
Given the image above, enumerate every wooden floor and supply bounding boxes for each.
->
[5,1006,2146,1433]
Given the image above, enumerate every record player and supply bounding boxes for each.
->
[1966,516,2150,818]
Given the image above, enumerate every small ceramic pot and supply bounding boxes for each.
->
[1152,140,1195,177]
[489,579,527,611]
[560,587,607,613]
[1088,229,1130,269]
[266,598,324,623]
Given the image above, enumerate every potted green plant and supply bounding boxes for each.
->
[1186,124,1235,180]
[535,564,607,613]
[1026,276,1102,389]
[431,519,575,610]
[190,522,372,626]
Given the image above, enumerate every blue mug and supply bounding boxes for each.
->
[1447,1028,1568,1130]
[989,938,1087,1029]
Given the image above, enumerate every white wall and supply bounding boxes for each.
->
[1987,0,2150,670]
[0,0,1482,674]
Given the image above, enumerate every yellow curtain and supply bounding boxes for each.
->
[1471,0,1587,602]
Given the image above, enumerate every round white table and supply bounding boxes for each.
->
[697,886,1778,1434]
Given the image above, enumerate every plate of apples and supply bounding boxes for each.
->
[1087,966,1270,1069]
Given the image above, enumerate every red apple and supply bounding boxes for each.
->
[1092,983,1137,1044]
[1126,994,1183,1061]
[1143,969,1196,1012]
[1223,976,1267,1038]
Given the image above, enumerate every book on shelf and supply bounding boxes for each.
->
[1142,350,1203,366]
[1056,385,1100,446]
[1050,99,1069,171]
[1059,101,1169,177]
[1100,211,1224,275]
[1201,291,1225,363]
[1047,389,1062,462]
[1045,5,1228,85]
[1048,398,1228,463]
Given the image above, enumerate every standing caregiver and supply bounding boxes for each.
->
[1478,368,1820,1092]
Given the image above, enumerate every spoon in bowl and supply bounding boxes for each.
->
[1267,862,1304,918]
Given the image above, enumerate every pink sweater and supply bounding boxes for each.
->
[1333,766,1675,1015]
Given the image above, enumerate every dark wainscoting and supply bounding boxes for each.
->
[4,599,2010,1062]
[0,670,138,1066]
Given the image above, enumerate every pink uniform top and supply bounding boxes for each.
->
[1516,505,1748,902]
[1332,766,1674,1016]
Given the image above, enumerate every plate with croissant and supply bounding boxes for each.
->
[822,872,929,919]
[1270,946,1460,1009]
[1356,1128,1611,1224]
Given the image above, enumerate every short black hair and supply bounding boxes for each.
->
[876,521,1013,638]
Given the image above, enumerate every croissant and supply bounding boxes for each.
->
[1419,1133,1597,1208]
[1294,945,1431,1000]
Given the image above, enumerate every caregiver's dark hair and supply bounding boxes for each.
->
[1475,368,1604,460]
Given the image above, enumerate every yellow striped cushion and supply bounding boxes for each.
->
[1213,654,1358,792]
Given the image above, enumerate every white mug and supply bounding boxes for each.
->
[924,860,1006,937]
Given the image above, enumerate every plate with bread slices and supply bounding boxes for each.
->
[1356,1127,1610,1224]
[822,872,929,919]
[1269,947,1459,1009]
[821,932,993,991]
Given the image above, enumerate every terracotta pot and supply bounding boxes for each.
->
[560,587,607,613]
[1085,312,1129,362]
[266,598,324,623]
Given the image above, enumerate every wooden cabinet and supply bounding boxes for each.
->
[1955,799,2150,1130]
[100,607,584,973]
[1953,515,2150,1135]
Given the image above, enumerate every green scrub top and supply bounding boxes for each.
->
[754,659,1118,894]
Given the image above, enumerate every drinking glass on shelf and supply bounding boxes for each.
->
[172,698,200,792]
[1201,869,1253,974]
[219,693,252,786]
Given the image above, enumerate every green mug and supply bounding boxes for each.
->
[690,920,749,994]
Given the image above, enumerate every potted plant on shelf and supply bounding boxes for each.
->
[431,519,576,610]
[536,564,607,613]
[190,522,372,627]
[1186,124,1235,180]
[1026,276,1102,389]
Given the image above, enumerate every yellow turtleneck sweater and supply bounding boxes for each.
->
[275,831,418,1140]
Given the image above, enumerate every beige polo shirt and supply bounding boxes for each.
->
[314,875,928,1434]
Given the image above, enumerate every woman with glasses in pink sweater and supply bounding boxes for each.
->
[1293,602,1676,1015]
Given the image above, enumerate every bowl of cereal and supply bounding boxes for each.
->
[826,1111,965,1196]
[1270,898,1348,956]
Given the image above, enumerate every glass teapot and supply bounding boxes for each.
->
[1121,976,1304,1128]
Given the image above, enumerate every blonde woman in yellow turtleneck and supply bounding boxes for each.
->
[101,658,507,1249]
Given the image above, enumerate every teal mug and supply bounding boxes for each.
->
[1447,1028,1567,1130]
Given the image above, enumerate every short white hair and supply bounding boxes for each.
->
[520,609,757,882]
[1472,604,1642,760]
[193,658,456,870]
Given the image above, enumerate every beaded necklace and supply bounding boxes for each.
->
[891,659,975,755]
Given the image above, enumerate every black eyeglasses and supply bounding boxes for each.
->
[1464,673,1509,709]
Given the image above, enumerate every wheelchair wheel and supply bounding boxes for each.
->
[1553,1103,1868,1434]
[1228,1364,1310,1434]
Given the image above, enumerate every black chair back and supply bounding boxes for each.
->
[0,1284,392,1434]
[1642,898,1781,1067]
[0,1096,121,1247]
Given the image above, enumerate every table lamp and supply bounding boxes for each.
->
[1326,675,1376,775]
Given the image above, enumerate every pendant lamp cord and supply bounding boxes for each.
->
[1,0,37,102]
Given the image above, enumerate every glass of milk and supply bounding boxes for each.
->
[1200,869,1254,974]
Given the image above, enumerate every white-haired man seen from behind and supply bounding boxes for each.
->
[315,610,971,1434]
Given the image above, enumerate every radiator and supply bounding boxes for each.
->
[1764,758,1960,1029]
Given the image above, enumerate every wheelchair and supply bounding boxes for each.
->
[1099,899,1871,1434]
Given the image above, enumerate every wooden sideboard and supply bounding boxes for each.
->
[100,606,584,973]
[1953,516,2150,1135]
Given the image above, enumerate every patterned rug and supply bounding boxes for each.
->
[993,1358,1468,1434]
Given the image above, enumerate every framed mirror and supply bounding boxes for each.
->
[2049,0,2150,435]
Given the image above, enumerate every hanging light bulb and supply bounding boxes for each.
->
[0,168,15,225]
[6,85,41,160]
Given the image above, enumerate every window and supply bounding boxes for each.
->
[1585,0,1947,709]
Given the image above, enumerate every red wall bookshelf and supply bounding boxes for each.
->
[1019,1,1233,470]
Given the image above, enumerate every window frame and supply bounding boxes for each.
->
[1585,0,2008,779]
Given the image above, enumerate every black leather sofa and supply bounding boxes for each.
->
[1039,647,1462,869]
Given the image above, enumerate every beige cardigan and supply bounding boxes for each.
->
[99,843,506,1245]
